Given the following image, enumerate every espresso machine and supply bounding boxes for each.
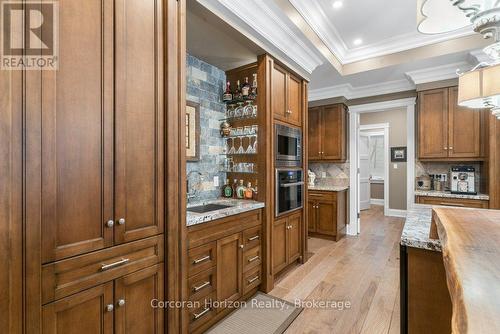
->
[450,166,476,195]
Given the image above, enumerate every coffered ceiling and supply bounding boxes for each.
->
[194,0,492,101]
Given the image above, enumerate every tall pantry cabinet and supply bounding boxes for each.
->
[14,0,166,333]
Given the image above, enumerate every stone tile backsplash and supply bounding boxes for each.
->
[186,54,226,201]
[309,162,350,187]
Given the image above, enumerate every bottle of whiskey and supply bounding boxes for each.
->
[250,73,258,99]
[235,80,242,100]
[222,179,233,198]
[244,182,254,199]
[223,81,233,102]
[236,180,246,199]
[241,77,250,97]
[252,179,258,200]
[232,179,239,198]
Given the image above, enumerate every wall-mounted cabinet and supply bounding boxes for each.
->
[308,104,348,162]
[418,87,486,160]
[271,62,303,127]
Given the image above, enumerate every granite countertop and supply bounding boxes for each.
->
[308,184,349,192]
[186,198,265,227]
[415,189,489,201]
[401,206,441,252]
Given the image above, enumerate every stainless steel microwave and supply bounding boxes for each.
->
[275,124,302,167]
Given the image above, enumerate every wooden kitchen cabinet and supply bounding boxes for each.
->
[415,196,489,208]
[272,212,302,275]
[418,87,484,160]
[308,104,348,162]
[216,233,243,305]
[308,190,347,241]
[272,62,303,126]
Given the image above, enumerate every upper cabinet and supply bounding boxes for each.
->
[272,62,303,127]
[418,87,485,160]
[308,104,348,162]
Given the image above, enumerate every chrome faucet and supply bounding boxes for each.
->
[187,170,202,203]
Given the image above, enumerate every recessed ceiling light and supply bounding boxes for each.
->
[332,1,343,9]
[353,38,363,46]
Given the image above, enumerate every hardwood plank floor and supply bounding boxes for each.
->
[269,205,404,334]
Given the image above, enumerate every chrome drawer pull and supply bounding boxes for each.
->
[247,275,259,284]
[248,255,260,263]
[193,281,210,292]
[193,255,210,264]
[193,307,210,320]
[248,235,259,241]
[100,258,129,271]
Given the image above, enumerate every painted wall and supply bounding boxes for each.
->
[360,108,407,210]
[186,54,226,201]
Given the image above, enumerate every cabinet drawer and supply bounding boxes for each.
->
[309,191,336,202]
[243,246,262,273]
[416,196,489,208]
[243,267,261,295]
[243,225,261,249]
[188,292,216,333]
[188,242,217,277]
[41,235,163,304]
[188,267,217,301]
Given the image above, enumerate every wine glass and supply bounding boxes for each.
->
[228,138,236,155]
[236,137,244,154]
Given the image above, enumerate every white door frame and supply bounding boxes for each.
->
[347,97,416,236]
[359,124,390,218]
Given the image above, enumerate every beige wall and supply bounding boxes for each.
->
[361,108,407,210]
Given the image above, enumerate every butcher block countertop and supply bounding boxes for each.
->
[430,207,500,334]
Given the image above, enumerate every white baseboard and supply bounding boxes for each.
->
[370,198,384,206]
[385,208,407,218]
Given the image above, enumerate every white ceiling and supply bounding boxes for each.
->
[192,0,489,100]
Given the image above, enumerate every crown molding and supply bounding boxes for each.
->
[309,79,415,101]
[289,0,475,65]
[469,49,491,64]
[197,0,323,77]
[349,97,417,113]
[405,61,471,85]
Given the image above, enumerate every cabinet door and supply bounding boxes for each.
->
[38,0,114,262]
[217,233,243,305]
[322,105,346,161]
[287,213,301,263]
[308,107,322,160]
[114,0,164,244]
[418,89,449,159]
[42,283,113,334]
[316,201,336,236]
[272,63,288,122]
[272,217,288,274]
[448,87,481,158]
[307,200,317,233]
[287,74,302,126]
[115,264,164,334]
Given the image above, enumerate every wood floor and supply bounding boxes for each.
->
[269,205,404,334]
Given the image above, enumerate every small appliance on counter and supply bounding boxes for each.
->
[451,166,476,195]
[308,169,316,187]
[415,175,431,190]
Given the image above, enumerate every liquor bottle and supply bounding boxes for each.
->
[244,182,254,199]
[252,179,258,200]
[222,179,233,198]
[236,180,245,199]
[232,179,239,198]
[250,73,258,98]
[223,81,233,102]
[241,77,250,97]
[235,80,242,100]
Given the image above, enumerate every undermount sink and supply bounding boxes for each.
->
[187,203,232,214]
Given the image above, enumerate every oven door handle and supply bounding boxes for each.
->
[280,181,304,188]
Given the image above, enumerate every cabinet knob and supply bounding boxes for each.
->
[118,218,125,225]
[444,147,448,150]
[239,244,244,249]
[449,146,453,150]
[117,299,126,307]
[105,220,114,228]
[105,304,114,312]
